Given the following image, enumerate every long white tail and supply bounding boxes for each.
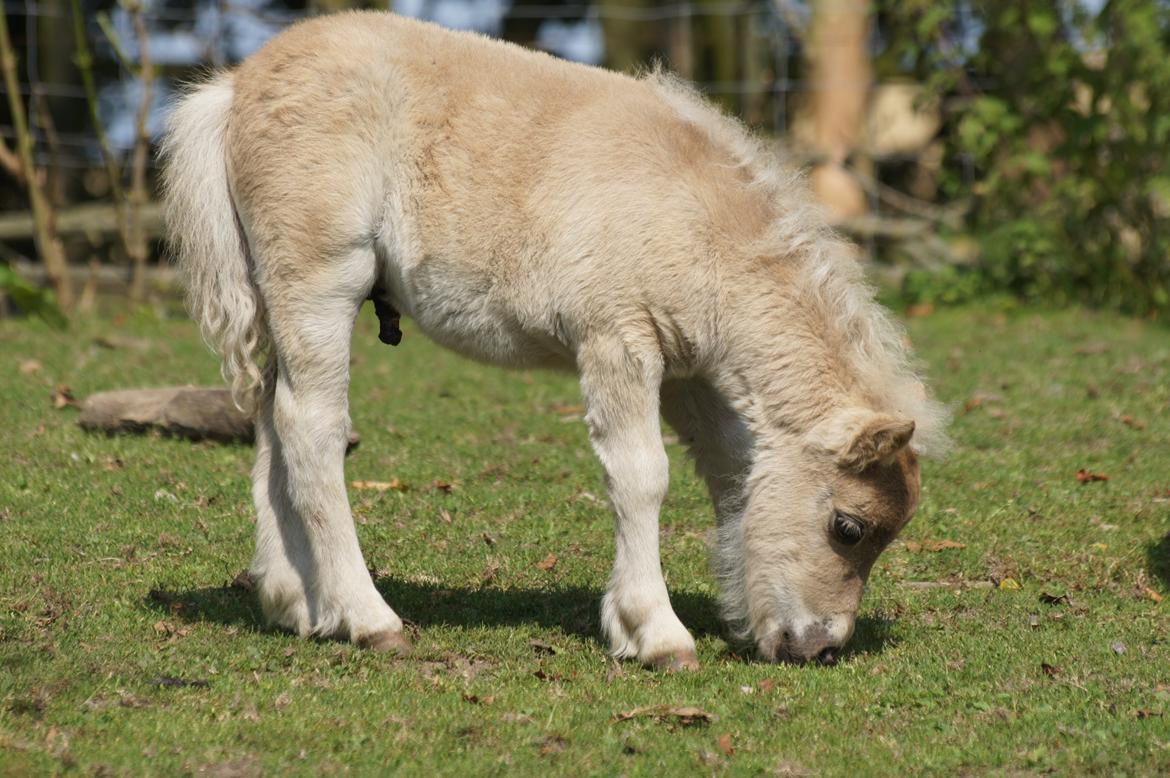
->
[160,74,268,411]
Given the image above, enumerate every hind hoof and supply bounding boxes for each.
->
[357,629,411,655]
[647,649,700,672]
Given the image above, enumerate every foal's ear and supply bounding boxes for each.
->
[807,408,916,472]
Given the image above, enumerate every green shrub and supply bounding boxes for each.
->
[879,0,1170,314]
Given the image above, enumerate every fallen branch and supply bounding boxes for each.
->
[79,387,360,451]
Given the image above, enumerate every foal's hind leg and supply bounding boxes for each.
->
[250,245,407,652]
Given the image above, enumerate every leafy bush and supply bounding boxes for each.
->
[0,264,67,328]
[879,0,1170,314]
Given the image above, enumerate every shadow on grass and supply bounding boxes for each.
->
[145,577,721,641]
[1147,532,1170,589]
[144,577,897,664]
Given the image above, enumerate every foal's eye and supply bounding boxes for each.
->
[832,512,866,545]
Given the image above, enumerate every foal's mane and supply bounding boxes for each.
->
[648,70,950,455]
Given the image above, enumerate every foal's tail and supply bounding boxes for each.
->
[160,74,269,412]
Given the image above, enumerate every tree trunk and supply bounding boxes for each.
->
[806,0,871,221]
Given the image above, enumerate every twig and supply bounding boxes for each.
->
[847,167,968,230]
[33,91,66,206]
[124,0,154,303]
[96,12,135,75]
[71,0,132,276]
[0,134,23,180]
[0,8,74,311]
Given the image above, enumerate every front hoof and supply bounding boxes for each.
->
[356,629,412,656]
[646,649,700,672]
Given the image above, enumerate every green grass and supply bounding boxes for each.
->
[1,303,1168,776]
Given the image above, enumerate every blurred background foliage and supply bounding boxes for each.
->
[0,0,1167,321]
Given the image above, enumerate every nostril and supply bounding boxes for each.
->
[816,646,839,666]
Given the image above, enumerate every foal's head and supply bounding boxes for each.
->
[726,407,921,665]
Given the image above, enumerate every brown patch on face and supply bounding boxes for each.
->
[836,446,920,549]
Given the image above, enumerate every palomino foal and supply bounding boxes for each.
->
[163,12,947,668]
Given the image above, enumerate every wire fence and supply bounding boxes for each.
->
[2,0,810,173]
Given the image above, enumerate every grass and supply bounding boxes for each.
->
[1,302,1168,776]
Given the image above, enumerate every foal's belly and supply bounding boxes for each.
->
[386,253,575,371]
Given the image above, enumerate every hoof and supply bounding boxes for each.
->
[647,649,700,672]
[356,629,411,656]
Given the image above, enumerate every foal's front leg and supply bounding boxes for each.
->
[579,338,699,670]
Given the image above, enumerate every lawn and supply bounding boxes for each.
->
[1,302,1168,775]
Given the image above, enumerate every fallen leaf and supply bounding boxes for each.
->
[717,733,735,757]
[274,692,291,710]
[1040,662,1061,678]
[614,705,715,726]
[19,359,42,375]
[462,693,495,705]
[999,578,1021,591]
[482,532,497,547]
[1143,587,1163,604]
[1076,469,1109,484]
[1119,414,1147,430]
[529,639,558,656]
[432,479,454,493]
[480,560,500,584]
[438,509,453,524]
[51,385,75,409]
[535,553,557,572]
[1111,641,1127,655]
[351,478,407,492]
[1136,709,1164,719]
[1039,592,1070,606]
[759,679,776,693]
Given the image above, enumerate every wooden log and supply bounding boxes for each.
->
[78,386,361,450]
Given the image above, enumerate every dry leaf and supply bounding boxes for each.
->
[1041,662,1061,677]
[439,509,453,524]
[1119,414,1146,430]
[19,359,42,375]
[1076,469,1109,484]
[613,705,715,726]
[480,560,500,584]
[274,692,291,710]
[482,532,497,547]
[1039,592,1070,606]
[758,679,775,693]
[52,385,75,409]
[717,733,735,757]
[1143,587,1163,604]
[351,478,407,492]
[529,639,558,656]
[432,479,454,493]
[462,693,495,705]
[535,553,557,572]
[999,578,1021,591]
